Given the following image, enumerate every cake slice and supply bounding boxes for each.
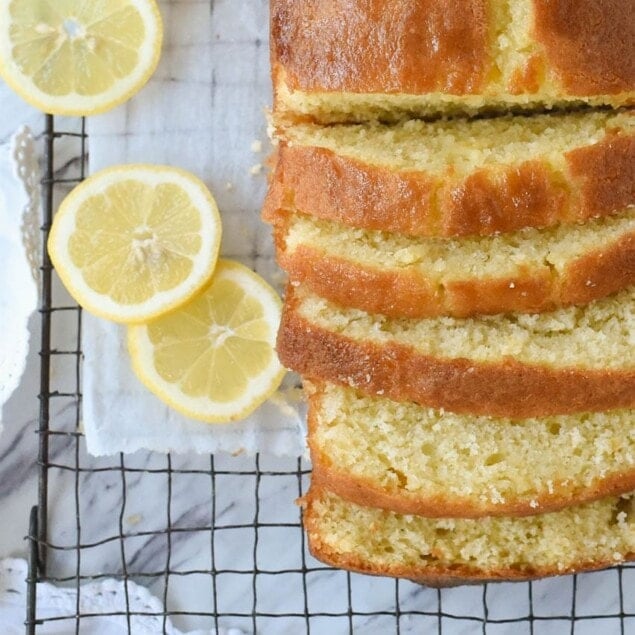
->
[272,0,635,124]
[303,487,635,584]
[264,110,635,238]
[277,285,635,418]
[307,381,635,517]
[272,210,635,318]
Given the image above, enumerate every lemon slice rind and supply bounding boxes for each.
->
[48,164,222,323]
[128,260,286,423]
[0,0,163,115]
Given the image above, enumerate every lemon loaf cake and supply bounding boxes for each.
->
[307,382,635,517]
[264,110,635,237]
[273,210,635,319]
[272,0,635,124]
[277,285,635,418]
[303,488,635,584]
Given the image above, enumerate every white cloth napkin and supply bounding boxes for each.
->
[0,559,243,635]
[82,0,306,457]
[0,127,40,430]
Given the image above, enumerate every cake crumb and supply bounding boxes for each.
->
[251,140,263,153]
[509,282,516,289]
[250,163,263,176]
[225,181,234,191]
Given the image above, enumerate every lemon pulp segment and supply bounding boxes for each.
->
[48,165,221,323]
[128,260,286,423]
[0,0,162,114]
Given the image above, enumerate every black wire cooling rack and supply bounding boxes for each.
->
[24,114,635,635]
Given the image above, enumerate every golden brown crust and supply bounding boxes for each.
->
[307,544,629,587]
[272,214,635,318]
[271,0,635,118]
[566,134,635,219]
[509,54,545,95]
[262,145,439,235]
[263,128,635,238]
[306,384,635,518]
[302,488,635,586]
[271,0,490,95]
[560,233,635,306]
[533,0,635,95]
[277,288,635,418]
[442,160,569,237]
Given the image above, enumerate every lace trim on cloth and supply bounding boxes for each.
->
[0,559,243,635]
[0,127,40,424]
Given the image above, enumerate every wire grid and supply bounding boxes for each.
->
[23,114,635,635]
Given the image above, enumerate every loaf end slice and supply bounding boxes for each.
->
[303,488,635,585]
[272,0,635,124]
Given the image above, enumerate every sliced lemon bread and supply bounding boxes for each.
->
[303,487,635,584]
[264,110,635,237]
[307,382,635,517]
[273,210,635,319]
[272,0,635,124]
[277,285,635,418]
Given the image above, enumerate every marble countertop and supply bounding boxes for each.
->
[0,36,632,635]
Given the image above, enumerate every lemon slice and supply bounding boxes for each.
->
[48,165,222,323]
[0,0,162,115]
[128,260,286,423]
